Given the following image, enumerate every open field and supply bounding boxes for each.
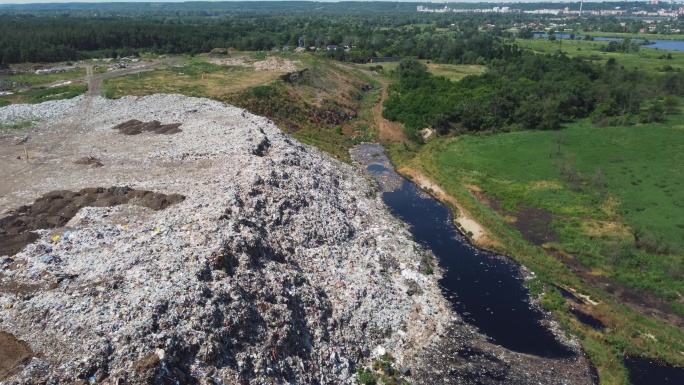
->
[515,37,684,74]
[432,118,684,300]
[101,58,287,100]
[364,61,486,81]
[386,112,684,384]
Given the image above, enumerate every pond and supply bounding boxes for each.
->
[626,357,684,384]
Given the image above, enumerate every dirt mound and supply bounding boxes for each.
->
[208,48,229,57]
[112,119,182,135]
[254,57,297,72]
[74,156,103,168]
[0,187,185,257]
[0,332,32,381]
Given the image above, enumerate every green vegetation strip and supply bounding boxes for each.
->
[386,115,684,384]
[514,37,684,75]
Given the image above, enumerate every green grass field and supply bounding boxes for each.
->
[436,117,684,299]
[101,56,292,100]
[365,61,486,81]
[387,114,684,383]
[581,31,684,41]
[515,37,684,75]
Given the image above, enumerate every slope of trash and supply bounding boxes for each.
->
[0,95,596,384]
[0,95,453,384]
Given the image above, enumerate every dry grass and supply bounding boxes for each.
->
[102,59,285,100]
[427,63,486,81]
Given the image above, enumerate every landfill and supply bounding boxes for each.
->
[0,95,595,384]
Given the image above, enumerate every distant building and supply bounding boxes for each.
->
[326,45,338,51]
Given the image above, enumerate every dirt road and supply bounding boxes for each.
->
[373,84,404,143]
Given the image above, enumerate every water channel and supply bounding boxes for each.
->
[353,143,574,358]
[351,143,684,384]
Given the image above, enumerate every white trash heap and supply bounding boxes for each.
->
[0,95,449,384]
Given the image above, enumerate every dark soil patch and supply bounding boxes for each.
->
[130,352,161,382]
[0,186,185,257]
[112,119,182,135]
[469,189,560,246]
[548,248,684,329]
[74,156,103,168]
[0,331,33,381]
[0,272,41,296]
[513,206,561,246]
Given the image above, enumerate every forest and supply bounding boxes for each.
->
[383,55,684,139]
[1,1,683,65]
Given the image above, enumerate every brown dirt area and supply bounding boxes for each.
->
[374,86,403,143]
[0,331,33,381]
[0,187,185,257]
[112,119,182,135]
[468,187,560,246]
[74,155,103,168]
[548,247,684,329]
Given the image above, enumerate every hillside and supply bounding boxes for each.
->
[0,95,595,384]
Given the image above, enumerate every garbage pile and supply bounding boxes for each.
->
[0,95,452,384]
[0,81,28,92]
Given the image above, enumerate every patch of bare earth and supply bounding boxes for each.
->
[0,332,33,381]
[374,86,403,143]
[112,119,182,135]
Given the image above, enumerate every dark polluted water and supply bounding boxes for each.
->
[355,148,574,358]
[353,144,684,380]
[625,357,684,384]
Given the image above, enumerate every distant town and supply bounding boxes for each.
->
[417,1,684,18]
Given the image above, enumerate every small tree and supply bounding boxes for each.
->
[663,95,680,114]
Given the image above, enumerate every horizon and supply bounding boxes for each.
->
[0,0,660,5]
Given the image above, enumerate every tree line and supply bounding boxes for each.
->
[383,55,684,140]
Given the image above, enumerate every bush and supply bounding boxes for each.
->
[356,368,376,385]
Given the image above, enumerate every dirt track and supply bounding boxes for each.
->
[374,85,404,142]
[17,59,179,97]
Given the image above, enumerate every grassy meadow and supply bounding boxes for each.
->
[434,118,684,299]
[101,57,286,100]
[366,60,486,81]
[386,111,684,384]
